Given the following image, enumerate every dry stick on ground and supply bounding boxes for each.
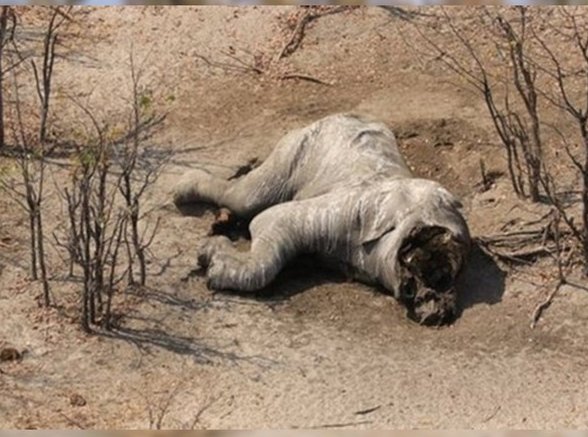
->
[194,50,331,86]
[274,8,313,62]
[275,6,353,62]
[305,420,374,429]
[530,209,569,328]
[476,216,568,266]
[194,7,354,86]
[279,72,332,86]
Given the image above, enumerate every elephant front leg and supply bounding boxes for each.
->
[197,235,288,292]
[197,199,320,292]
[197,235,234,268]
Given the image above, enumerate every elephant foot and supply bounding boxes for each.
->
[206,254,243,290]
[173,168,225,206]
[196,235,234,269]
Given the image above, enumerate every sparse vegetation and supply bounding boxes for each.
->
[118,51,167,287]
[530,7,588,274]
[0,7,18,150]
[52,52,167,332]
[0,7,166,331]
[0,8,57,307]
[406,7,544,202]
[31,7,71,144]
[407,6,588,280]
[193,6,358,86]
[4,7,588,428]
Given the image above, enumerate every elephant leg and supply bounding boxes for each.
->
[174,127,312,218]
[196,235,234,268]
[199,198,322,292]
[173,168,230,207]
[218,128,315,218]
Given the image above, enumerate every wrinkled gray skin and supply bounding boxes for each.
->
[174,114,471,326]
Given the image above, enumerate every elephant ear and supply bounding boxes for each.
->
[355,198,398,245]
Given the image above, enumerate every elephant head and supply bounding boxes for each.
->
[361,180,471,326]
[396,225,469,326]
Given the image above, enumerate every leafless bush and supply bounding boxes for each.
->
[407,6,588,275]
[56,103,127,331]
[0,71,50,306]
[0,7,79,309]
[0,6,75,308]
[0,9,166,331]
[117,51,167,287]
[53,51,167,332]
[529,7,588,274]
[406,6,544,202]
[31,6,71,144]
[0,7,18,150]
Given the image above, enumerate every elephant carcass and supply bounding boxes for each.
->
[173,114,471,326]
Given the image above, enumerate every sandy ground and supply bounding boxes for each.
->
[1,6,588,429]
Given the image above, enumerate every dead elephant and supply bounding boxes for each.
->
[174,114,471,326]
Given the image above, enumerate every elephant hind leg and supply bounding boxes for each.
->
[173,163,290,222]
[174,126,312,218]
[172,162,290,219]
[173,168,230,207]
[214,127,314,218]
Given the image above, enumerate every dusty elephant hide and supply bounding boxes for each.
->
[174,114,471,326]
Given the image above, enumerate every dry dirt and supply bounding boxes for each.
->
[1,6,588,429]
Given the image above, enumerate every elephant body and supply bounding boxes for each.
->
[174,114,471,325]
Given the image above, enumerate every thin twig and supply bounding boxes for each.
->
[305,420,373,429]
[275,9,312,62]
[279,72,332,86]
[57,411,86,429]
[188,395,220,430]
[530,279,565,329]
[482,405,501,423]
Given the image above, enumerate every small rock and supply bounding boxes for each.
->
[70,393,87,407]
[0,347,22,362]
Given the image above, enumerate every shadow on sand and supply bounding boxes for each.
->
[181,239,506,326]
[188,255,350,307]
[456,241,506,314]
[208,241,506,318]
[98,286,278,368]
